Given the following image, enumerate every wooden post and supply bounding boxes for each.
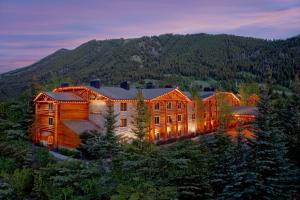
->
[54,103,59,149]
[175,101,178,139]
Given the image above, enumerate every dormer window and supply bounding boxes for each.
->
[154,103,160,110]
[167,102,172,109]
[48,103,53,110]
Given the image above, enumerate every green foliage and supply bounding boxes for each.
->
[238,82,260,105]
[131,89,151,148]
[245,74,299,199]
[190,85,205,131]
[1,33,300,100]
[10,168,34,197]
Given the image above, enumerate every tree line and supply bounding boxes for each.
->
[0,77,299,199]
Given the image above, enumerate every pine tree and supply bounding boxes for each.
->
[172,141,213,200]
[280,75,300,166]
[80,100,121,172]
[189,86,205,133]
[220,123,256,200]
[131,89,151,149]
[246,72,299,199]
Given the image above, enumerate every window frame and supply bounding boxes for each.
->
[120,118,127,127]
[154,102,160,110]
[192,113,196,120]
[48,117,54,125]
[154,116,160,125]
[177,102,182,109]
[177,114,182,122]
[120,103,127,111]
[166,102,172,110]
[48,103,53,111]
[167,115,172,123]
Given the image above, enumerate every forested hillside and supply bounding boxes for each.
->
[0,33,299,99]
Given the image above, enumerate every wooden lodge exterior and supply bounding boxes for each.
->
[32,81,257,149]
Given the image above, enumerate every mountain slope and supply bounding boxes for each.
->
[0,33,299,99]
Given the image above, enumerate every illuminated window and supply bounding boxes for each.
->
[48,117,53,125]
[192,113,196,120]
[48,103,53,110]
[168,131,172,139]
[167,102,172,109]
[167,115,172,123]
[120,103,127,111]
[178,102,182,109]
[177,114,182,122]
[154,116,160,125]
[120,118,127,127]
[154,103,160,110]
[155,132,160,141]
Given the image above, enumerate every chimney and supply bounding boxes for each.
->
[90,79,101,88]
[120,81,130,90]
[146,82,154,89]
[60,82,69,87]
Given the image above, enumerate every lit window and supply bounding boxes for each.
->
[177,114,182,122]
[154,116,160,125]
[154,103,160,110]
[168,131,172,139]
[167,102,172,109]
[192,113,196,120]
[178,102,182,109]
[48,117,54,125]
[167,115,172,123]
[48,103,53,110]
[120,118,127,127]
[120,103,127,111]
[155,132,160,141]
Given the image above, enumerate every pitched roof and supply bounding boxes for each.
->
[142,88,175,99]
[62,120,100,135]
[183,91,215,99]
[231,106,258,116]
[87,86,177,100]
[44,92,84,101]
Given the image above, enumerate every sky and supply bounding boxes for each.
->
[0,0,300,73]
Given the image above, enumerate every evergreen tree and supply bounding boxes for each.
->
[280,75,300,166]
[201,122,233,198]
[190,86,205,133]
[80,100,121,172]
[131,89,151,149]
[220,123,256,200]
[246,72,299,199]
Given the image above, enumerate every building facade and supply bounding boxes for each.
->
[32,82,256,149]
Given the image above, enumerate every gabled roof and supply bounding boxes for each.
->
[44,92,84,101]
[87,86,178,100]
[142,88,176,99]
[34,92,85,102]
[62,120,100,135]
[183,91,215,99]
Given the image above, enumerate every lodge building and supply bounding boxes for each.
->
[32,80,257,149]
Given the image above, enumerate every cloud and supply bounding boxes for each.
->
[0,0,299,73]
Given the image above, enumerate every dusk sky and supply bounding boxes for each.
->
[0,0,300,74]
